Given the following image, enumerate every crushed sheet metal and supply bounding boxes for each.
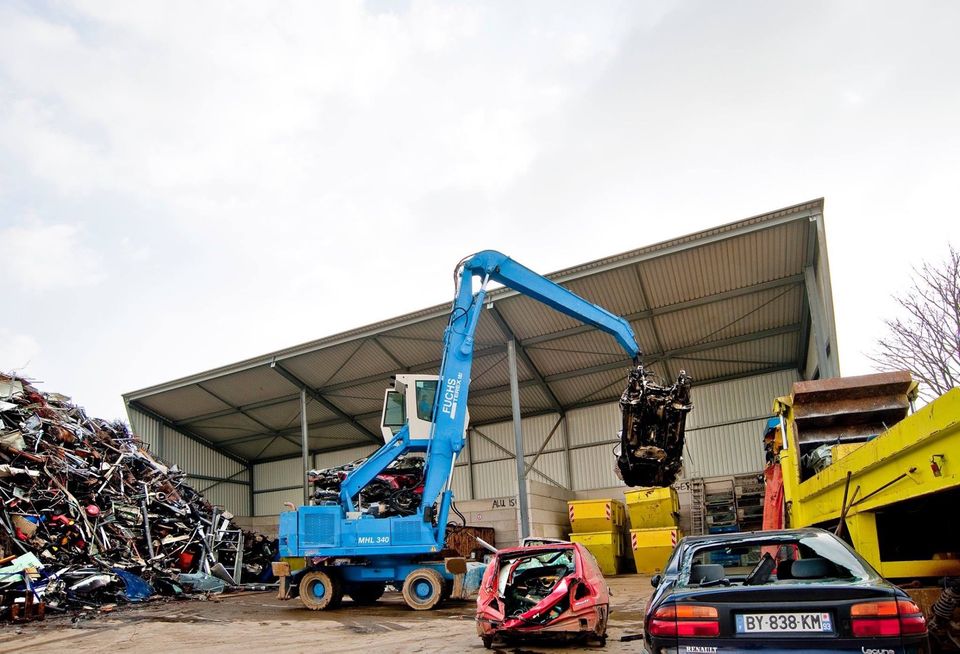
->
[0,373,278,621]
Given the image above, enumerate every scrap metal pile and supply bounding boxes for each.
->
[308,455,424,517]
[0,373,275,621]
[617,365,694,487]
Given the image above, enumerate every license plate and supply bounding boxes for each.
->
[735,612,833,633]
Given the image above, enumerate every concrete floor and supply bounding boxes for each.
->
[0,575,654,653]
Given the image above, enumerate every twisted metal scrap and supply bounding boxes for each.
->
[617,366,693,487]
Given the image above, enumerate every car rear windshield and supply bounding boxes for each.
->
[679,533,876,587]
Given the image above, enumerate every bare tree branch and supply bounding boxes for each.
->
[867,244,960,401]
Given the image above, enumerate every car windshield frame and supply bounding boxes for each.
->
[677,531,879,588]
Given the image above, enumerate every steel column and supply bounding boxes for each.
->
[804,265,835,378]
[248,464,255,516]
[300,388,310,505]
[507,339,530,540]
[466,428,476,500]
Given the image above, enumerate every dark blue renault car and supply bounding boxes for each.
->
[644,528,929,653]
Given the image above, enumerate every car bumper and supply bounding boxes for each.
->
[646,641,928,654]
[477,605,607,638]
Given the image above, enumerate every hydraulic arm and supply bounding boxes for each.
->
[277,250,693,612]
[340,250,644,525]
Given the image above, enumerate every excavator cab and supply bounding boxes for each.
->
[380,374,469,442]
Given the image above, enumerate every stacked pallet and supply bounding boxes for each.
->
[625,487,682,574]
[704,480,740,566]
[734,474,765,532]
[567,500,628,576]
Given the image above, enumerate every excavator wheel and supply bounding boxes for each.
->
[401,567,445,610]
[347,582,386,605]
[299,569,343,610]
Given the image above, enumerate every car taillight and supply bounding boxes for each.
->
[649,604,720,637]
[851,599,927,637]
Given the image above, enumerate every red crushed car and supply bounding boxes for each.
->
[476,541,610,649]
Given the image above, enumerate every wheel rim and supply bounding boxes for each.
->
[413,579,433,600]
[311,580,326,599]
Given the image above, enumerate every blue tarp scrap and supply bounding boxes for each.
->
[111,568,154,601]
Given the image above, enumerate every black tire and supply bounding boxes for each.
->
[347,582,386,605]
[400,567,445,610]
[299,570,342,611]
[482,636,493,649]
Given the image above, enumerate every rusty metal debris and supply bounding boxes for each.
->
[0,373,277,621]
[617,366,693,487]
[308,454,425,517]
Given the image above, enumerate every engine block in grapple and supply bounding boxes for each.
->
[617,366,693,487]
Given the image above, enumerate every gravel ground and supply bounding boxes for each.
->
[0,575,653,653]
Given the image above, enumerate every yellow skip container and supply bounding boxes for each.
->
[570,531,627,576]
[630,526,682,574]
[567,499,626,533]
[624,486,679,529]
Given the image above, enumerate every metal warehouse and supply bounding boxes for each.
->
[122,198,838,545]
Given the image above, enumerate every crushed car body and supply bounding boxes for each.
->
[476,542,609,649]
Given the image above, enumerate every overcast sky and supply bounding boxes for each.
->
[2,0,958,420]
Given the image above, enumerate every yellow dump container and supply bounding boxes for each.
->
[567,499,626,533]
[625,487,679,529]
[630,526,682,574]
[831,441,865,462]
[570,531,626,576]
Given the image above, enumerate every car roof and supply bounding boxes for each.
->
[679,527,831,547]
[495,542,577,556]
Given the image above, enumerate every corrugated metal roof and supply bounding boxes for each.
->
[124,199,834,465]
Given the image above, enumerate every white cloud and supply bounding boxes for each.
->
[0,329,41,373]
[0,1,958,420]
[0,222,105,291]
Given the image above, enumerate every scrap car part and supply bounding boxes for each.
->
[617,366,693,487]
[477,543,609,648]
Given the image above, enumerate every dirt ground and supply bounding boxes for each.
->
[0,575,653,653]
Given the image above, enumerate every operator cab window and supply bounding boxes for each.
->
[415,380,438,422]
[383,390,405,434]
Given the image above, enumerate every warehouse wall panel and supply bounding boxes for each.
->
[254,459,302,492]
[525,451,567,489]
[473,460,518,499]
[194,481,250,517]
[686,369,799,429]
[255,488,302,516]
[314,445,378,470]
[682,421,767,478]
[470,422,514,462]
[567,403,620,447]
[451,464,472,501]
[570,443,622,491]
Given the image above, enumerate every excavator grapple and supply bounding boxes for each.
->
[617,366,693,487]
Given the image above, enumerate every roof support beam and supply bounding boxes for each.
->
[125,203,821,404]
[499,323,802,386]
[522,274,804,347]
[488,304,565,415]
[237,325,802,454]
[270,361,383,446]
[126,400,249,466]
[196,383,302,449]
[173,275,802,427]
[633,265,670,378]
[250,362,799,466]
[176,393,303,426]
